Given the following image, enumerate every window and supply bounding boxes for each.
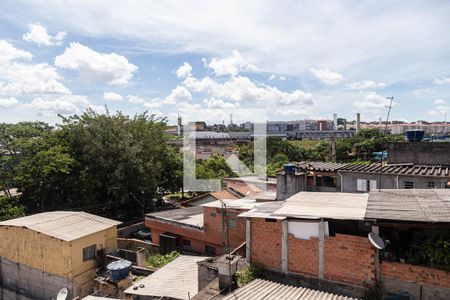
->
[323,176,336,187]
[183,239,191,250]
[83,244,96,261]
[205,245,216,255]
[227,218,237,228]
[357,179,367,192]
[210,212,216,217]
[428,181,436,188]
[265,218,276,223]
[357,179,377,192]
[404,181,415,189]
[315,176,323,186]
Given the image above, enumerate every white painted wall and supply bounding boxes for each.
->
[288,220,329,240]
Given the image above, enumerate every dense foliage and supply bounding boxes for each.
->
[0,110,183,221]
[405,230,450,271]
[236,264,262,286]
[146,251,180,268]
[0,195,25,221]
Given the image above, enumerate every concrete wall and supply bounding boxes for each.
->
[388,142,450,165]
[0,226,72,278]
[276,173,305,200]
[0,225,118,299]
[340,172,448,192]
[0,257,73,300]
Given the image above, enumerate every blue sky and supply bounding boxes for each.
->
[1,1,450,125]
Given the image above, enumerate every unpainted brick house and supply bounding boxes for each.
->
[240,190,450,299]
[145,199,255,256]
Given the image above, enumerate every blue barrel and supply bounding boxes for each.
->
[283,163,297,174]
[406,130,425,142]
[107,259,132,281]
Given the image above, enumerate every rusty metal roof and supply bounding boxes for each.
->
[297,162,450,177]
[222,279,358,300]
[0,211,120,241]
[366,189,450,223]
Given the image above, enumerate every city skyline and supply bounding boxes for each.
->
[1,1,450,124]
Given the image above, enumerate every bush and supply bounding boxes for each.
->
[146,251,180,268]
[236,264,262,286]
[362,281,382,300]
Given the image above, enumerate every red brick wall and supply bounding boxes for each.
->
[288,234,319,276]
[251,218,281,270]
[324,234,375,286]
[203,207,247,251]
[381,261,450,288]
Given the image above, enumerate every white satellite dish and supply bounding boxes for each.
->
[368,232,385,250]
[56,287,68,300]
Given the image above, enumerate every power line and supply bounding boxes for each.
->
[378,96,394,191]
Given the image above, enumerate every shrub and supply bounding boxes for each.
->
[236,264,262,286]
[146,251,180,268]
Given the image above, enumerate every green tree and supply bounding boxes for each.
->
[0,195,25,221]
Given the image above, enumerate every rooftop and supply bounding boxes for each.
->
[146,206,204,229]
[240,192,368,221]
[125,255,208,299]
[366,189,450,223]
[0,211,120,241]
[296,161,450,177]
[222,279,357,300]
[240,190,450,223]
[202,199,259,210]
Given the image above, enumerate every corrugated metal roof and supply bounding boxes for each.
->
[273,192,369,220]
[146,206,204,229]
[366,189,450,223]
[125,255,208,300]
[296,161,450,177]
[0,211,120,241]
[239,201,286,219]
[222,279,358,300]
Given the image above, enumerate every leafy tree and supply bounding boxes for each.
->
[0,195,25,221]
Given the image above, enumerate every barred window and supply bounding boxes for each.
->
[428,181,436,188]
[404,181,415,189]
[83,244,96,261]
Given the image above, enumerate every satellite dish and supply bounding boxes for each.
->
[368,232,385,250]
[56,287,68,300]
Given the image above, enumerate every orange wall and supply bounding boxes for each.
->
[251,218,282,270]
[381,261,450,288]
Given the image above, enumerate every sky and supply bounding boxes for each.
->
[1,1,450,125]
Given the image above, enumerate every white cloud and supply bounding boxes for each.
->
[433,77,450,85]
[428,105,449,116]
[22,22,66,46]
[203,98,239,108]
[0,97,19,108]
[165,85,192,104]
[175,62,192,78]
[183,75,312,108]
[24,94,89,115]
[127,95,145,104]
[310,68,343,85]
[268,74,286,81]
[103,91,123,101]
[55,43,137,85]
[0,62,70,96]
[346,80,386,90]
[0,40,33,64]
[353,92,392,110]
[433,99,446,105]
[87,104,107,115]
[413,88,435,98]
[279,76,287,81]
[206,50,257,76]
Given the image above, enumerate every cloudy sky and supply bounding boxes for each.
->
[1,1,450,124]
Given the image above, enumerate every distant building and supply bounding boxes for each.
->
[0,211,120,300]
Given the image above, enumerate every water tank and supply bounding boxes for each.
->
[406,130,425,142]
[107,259,132,281]
[283,163,297,174]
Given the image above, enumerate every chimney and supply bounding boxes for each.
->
[356,113,361,134]
[333,113,337,130]
[217,255,239,292]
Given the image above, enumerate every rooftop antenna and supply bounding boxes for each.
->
[378,97,394,192]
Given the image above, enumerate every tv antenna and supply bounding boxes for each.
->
[378,97,394,191]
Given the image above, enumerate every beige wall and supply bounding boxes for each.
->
[0,226,72,278]
[0,225,118,299]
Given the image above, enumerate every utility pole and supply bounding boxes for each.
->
[378,97,394,191]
